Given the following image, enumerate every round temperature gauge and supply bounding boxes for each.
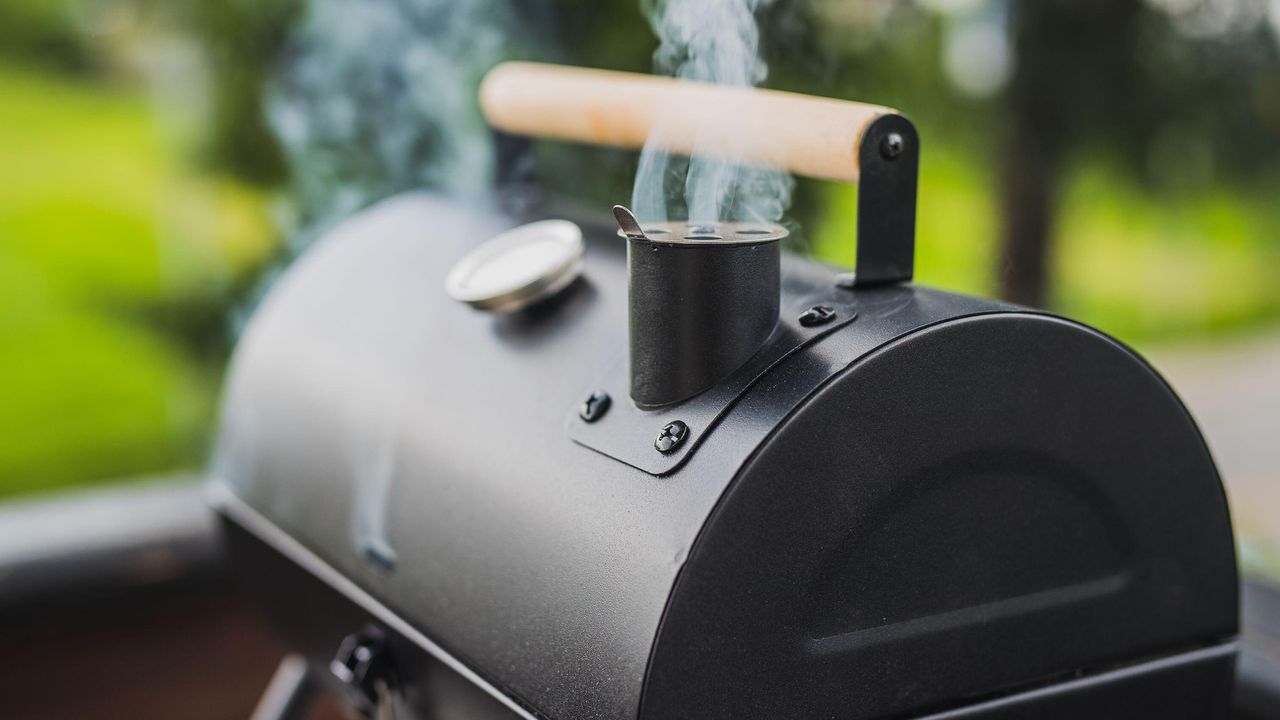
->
[445,219,584,313]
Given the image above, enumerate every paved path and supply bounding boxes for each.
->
[1147,335,1280,552]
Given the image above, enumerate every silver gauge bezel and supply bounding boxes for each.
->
[446,219,585,313]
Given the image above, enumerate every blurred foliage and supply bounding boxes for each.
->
[0,0,94,72]
[1,0,1280,499]
[812,148,1280,343]
[0,0,285,499]
[0,61,274,498]
[530,0,1280,334]
[166,0,298,186]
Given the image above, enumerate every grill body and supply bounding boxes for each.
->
[213,192,1237,720]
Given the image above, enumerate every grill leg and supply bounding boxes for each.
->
[251,654,317,720]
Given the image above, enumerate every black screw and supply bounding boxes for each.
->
[799,305,837,327]
[655,420,689,454]
[880,132,905,160]
[579,390,611,422]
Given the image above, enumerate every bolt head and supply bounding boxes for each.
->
[579,390,611,422]
[655,420,689,454]
[880,132,905,160]
[330,631,388,700]
[799,305,837,327]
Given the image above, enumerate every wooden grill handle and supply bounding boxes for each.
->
[479,61,897,184]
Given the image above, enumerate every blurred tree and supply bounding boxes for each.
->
[160,0,1280,310]
[0,0,95,72]
[170,0,299,186]
[999,0,1280,307]
[998,0,1145,307]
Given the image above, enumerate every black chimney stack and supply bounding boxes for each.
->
[615,207,785,408]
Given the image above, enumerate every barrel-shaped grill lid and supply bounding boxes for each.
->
[213,193,1236,720]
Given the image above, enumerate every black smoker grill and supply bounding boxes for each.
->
[212,64,1239,720]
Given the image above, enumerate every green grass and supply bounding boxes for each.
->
[0,63,273,499]
[813,148,1280,345]
[1055,169,1280,341]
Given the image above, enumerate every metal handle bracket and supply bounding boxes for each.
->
[852,113,920,287]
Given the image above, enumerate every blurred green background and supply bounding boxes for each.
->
[2,0,1279,500]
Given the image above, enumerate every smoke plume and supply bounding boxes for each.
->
[632,0,794,224]
[258,0,529,565]
[267,0,521,237]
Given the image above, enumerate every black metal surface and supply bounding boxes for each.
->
[640,314,1238,719]
[627,234,780,407]
[216,194,694,720]
[1235,580,1280,719]
[214,194,1015,718]
[917,644,1236,719]
[566,264,889,475]
[855,113,919,286]
[221,514,527,720]
[215,191,1238,720]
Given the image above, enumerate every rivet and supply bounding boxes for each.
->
[880,132,905,160]
[330,629,391,707]
[655,420,689,454]
[579,390,611,422]
[799,305,837,327]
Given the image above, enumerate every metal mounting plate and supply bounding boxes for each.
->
[566,284,914,476]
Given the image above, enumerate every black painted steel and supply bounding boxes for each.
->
[855,114,919,286]
[914,645,1236,719]
[627,234,780,407]
[214,192,1238,720]
[567,258,879,475]
[638,314,1238,719]
[222,515,528,720]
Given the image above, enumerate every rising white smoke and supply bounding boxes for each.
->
[260,0,529,563]
[631,0,794,224]
[267,0,520,237]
